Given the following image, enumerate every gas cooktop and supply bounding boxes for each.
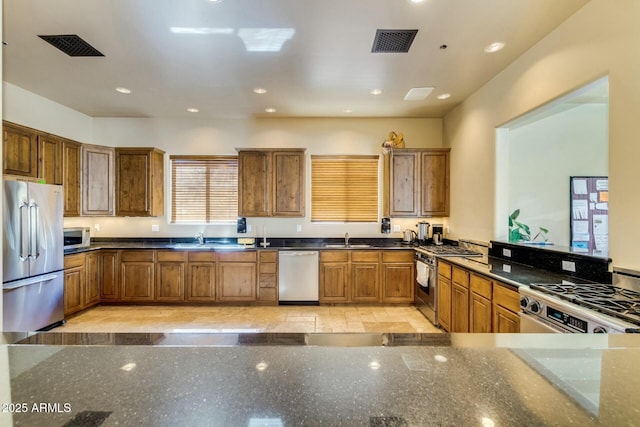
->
[530,282,640,326]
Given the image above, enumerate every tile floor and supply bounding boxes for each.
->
[56,305,442,334]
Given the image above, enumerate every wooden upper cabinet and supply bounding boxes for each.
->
[272,151,305,216]
[238,149,305,217]
[420,151,450,217]
[3,121,38,178]
[82,144,115,216]
[38,134,63,185]
[384,148,450,218]
[115,147,165,216]
[62,139,82,217]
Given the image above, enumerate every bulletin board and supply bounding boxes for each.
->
[570,176,608,253]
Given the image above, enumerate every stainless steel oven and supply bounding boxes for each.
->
[415,250,438,326]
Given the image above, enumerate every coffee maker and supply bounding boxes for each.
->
[432,224,444,245]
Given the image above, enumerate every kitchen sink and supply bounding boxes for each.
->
[170,243,246,250]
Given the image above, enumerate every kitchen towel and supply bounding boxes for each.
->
[416,261,429,287]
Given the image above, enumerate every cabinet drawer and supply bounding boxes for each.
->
[258,287,277,301]
[259,251,278,262]
[438,260,452,279]
[470,274,492,299]
[452,266,469,287]
[121,250,155,263]
[493,282,520,312]
[320,251,348,262]
[351,251,380,263]
[259,273,277,288]
[64,253,86,269]
[381,251,413,263]
[259,263,277,274]
[157,251,187,262]
[217,251,257,262]
[188,252,216,262]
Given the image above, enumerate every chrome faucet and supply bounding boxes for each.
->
[195,232,204,245]
[344,232,350,246]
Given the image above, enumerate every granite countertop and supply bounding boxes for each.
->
[64,237,417,254]
[5,332,640,426]
[440,255,595,289]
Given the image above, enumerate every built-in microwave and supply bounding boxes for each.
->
[64,227,91,250]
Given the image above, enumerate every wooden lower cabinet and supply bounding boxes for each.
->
[470,293,492,333]
[64,256,85,316]
[451,266,470,332]
[217,251,257,302]
[493,282,521,333]
[84,252,101,307]
[258,251,278,303]
[437,260,452,331]
[120,251,156,301]
[380,251,414,303]
[187,252,216,301]
[319,251,350,302]
[351,251,380,303]
[156,251,186,301]
[100,251,120,301]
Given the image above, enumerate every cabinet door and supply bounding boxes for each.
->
[156,251,186,301]
[84,252,101,307]
[493,305,520,333]
[64,266,84,316]
[116,150,151,216]
[120,251,155,301]
[420,151,449,216]
[218,262,257,301]
[238,151,271,217]
[319,262,349,302]
[470,293,492,333]
[62,140,81,217]
[38,134,63,184]
[437,276,452,332]
[451,282,469,332]
[3,122,38,177]
[188,262,216,301]
[82,144,114,216]
[273,151,305,216]
[100,251,120,301]
[389,151,419,217]
[381,263,414,303]
[351,262,380,303]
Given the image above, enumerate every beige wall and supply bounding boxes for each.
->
[444,0,640,270]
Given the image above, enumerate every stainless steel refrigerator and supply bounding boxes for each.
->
[3,178,64,332]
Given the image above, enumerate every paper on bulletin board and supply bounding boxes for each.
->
[593,214,608,252]
[572,220,590,242]
[573,179,588,195]
[596,179,608,191]
[572,199,589,219]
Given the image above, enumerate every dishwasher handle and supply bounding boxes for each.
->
[279,251,319,256]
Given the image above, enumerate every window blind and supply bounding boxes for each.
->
[170,156,238,223]
[311,155,379,222]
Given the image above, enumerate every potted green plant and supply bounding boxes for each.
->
[508,209,549,243]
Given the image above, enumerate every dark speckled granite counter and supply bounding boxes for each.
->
[5,333,640,426]
[441,255,596,289]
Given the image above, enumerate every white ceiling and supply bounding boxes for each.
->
[3,0,590,119]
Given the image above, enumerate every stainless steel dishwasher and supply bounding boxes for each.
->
[278,251,319,304]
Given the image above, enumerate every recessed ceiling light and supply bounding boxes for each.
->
[409,0,425,3]
[343,108,353,113]
[370,89,383,95]
[208,0,222,3]
[253,88,267,94]
[437,93,451,100]
[187,108,199,113]
[265,107,277,113]
[115,87,131,94]
[484,42,505,53]
[404,87,434,101]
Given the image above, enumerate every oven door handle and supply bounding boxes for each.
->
[519,312,567,333]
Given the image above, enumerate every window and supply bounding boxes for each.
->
[170,156,238,223]
[311,155,379,222]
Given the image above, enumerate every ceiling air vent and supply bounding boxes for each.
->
[38,34,104,57]
[371,29,418,53]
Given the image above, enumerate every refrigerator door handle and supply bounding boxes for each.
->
[29,202,40,259]
[3,273,59,291]
[19,202,30,261]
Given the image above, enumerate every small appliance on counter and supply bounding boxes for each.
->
[380,217,391,234]
[63,227,91,250]
[403,229,417,245]
[416,221,430,245]
[432,224,444,245]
